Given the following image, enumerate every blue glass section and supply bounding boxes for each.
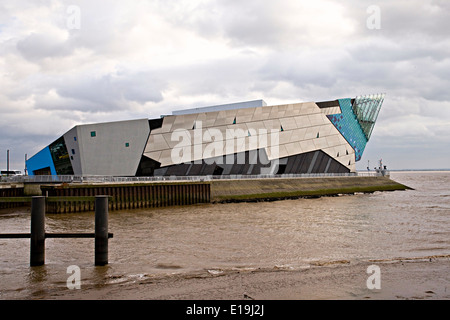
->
[26,146,57,176]
[327,98,368,162]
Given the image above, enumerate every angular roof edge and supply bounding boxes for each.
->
[171,99,267,116]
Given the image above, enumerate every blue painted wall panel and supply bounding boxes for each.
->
[26,146,57,175]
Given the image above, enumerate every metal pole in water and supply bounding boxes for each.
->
[30,196,45,266]
[95,195,109,266]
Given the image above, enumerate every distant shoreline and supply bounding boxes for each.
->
[358,169,450,172]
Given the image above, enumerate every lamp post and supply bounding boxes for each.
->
[6,149,9,177]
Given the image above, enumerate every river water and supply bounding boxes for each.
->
[0,171,449,299]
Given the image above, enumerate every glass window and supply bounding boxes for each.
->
[91,131,96,137]
[49,137,74,175]
[125,142,130,147]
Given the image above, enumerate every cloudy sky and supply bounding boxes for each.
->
[1,0,449,172]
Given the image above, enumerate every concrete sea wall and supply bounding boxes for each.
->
[40,182,210,213]
[210,176,411,203]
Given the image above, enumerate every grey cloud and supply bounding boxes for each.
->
[28,70,167,113]
[156,0,354,49]
[16,32,73,61]
[56,71,166,111]
[159,56,262,98]
[346,0,450,39]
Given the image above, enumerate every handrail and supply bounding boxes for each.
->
[1,171,389,183]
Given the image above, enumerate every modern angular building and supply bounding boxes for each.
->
[26,94,385,177]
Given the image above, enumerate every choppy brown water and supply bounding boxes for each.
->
[0,171,449,299]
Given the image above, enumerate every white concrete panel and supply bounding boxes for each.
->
[259,111,272,121]
[300,102,320,115]
[191,143,209,163]
[324,134,341,148]
[279,117,297,131]
[263,119,281,131]
[237,107,257,116]
[299,139,316,153]
[333,144,348,157]
[289,128,307,142]
[204,111,219,127]
[319,123,334,137]
[150,127,162,134]
[253,107,272,121]
[235,114,254,123]
[278,144,289,159]
[276,104,288,112]
[291,103,303,115]
[250,107,264,121]
[313,137,329,149]
[321,147,354,171]
[203,139,225,160]
[246,120,267,132]
[146,133,170,152]
[324,114,334,125]
[320,108,333,115]
[160,116,175,133]
[226,123,248,134]
[304,126,319,140]
[284,142,300,156]
[270,105,286,118]
[279,130,293,145]
[308,113,324,126]
[172,100,266,115]
[266,144,287,160]
[143,150,162,162]
[321,147,338,159]
[204,118,217,127]
[203,127,225,144]
[195,113,207,124]
[214,111,235,126]
[294,115,311,128]
[285,104,294,115]
[159,149,176,167]
[349,163,356,172]
[162,131,192,149]
[225,109,238,118]
[320,106,341,116]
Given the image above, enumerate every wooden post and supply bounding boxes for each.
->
[30,196,45,266]
[95,196,109,266]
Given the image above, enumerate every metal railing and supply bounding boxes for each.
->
[0,171,389,184]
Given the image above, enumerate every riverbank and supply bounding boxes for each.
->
[44,255,449,300]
